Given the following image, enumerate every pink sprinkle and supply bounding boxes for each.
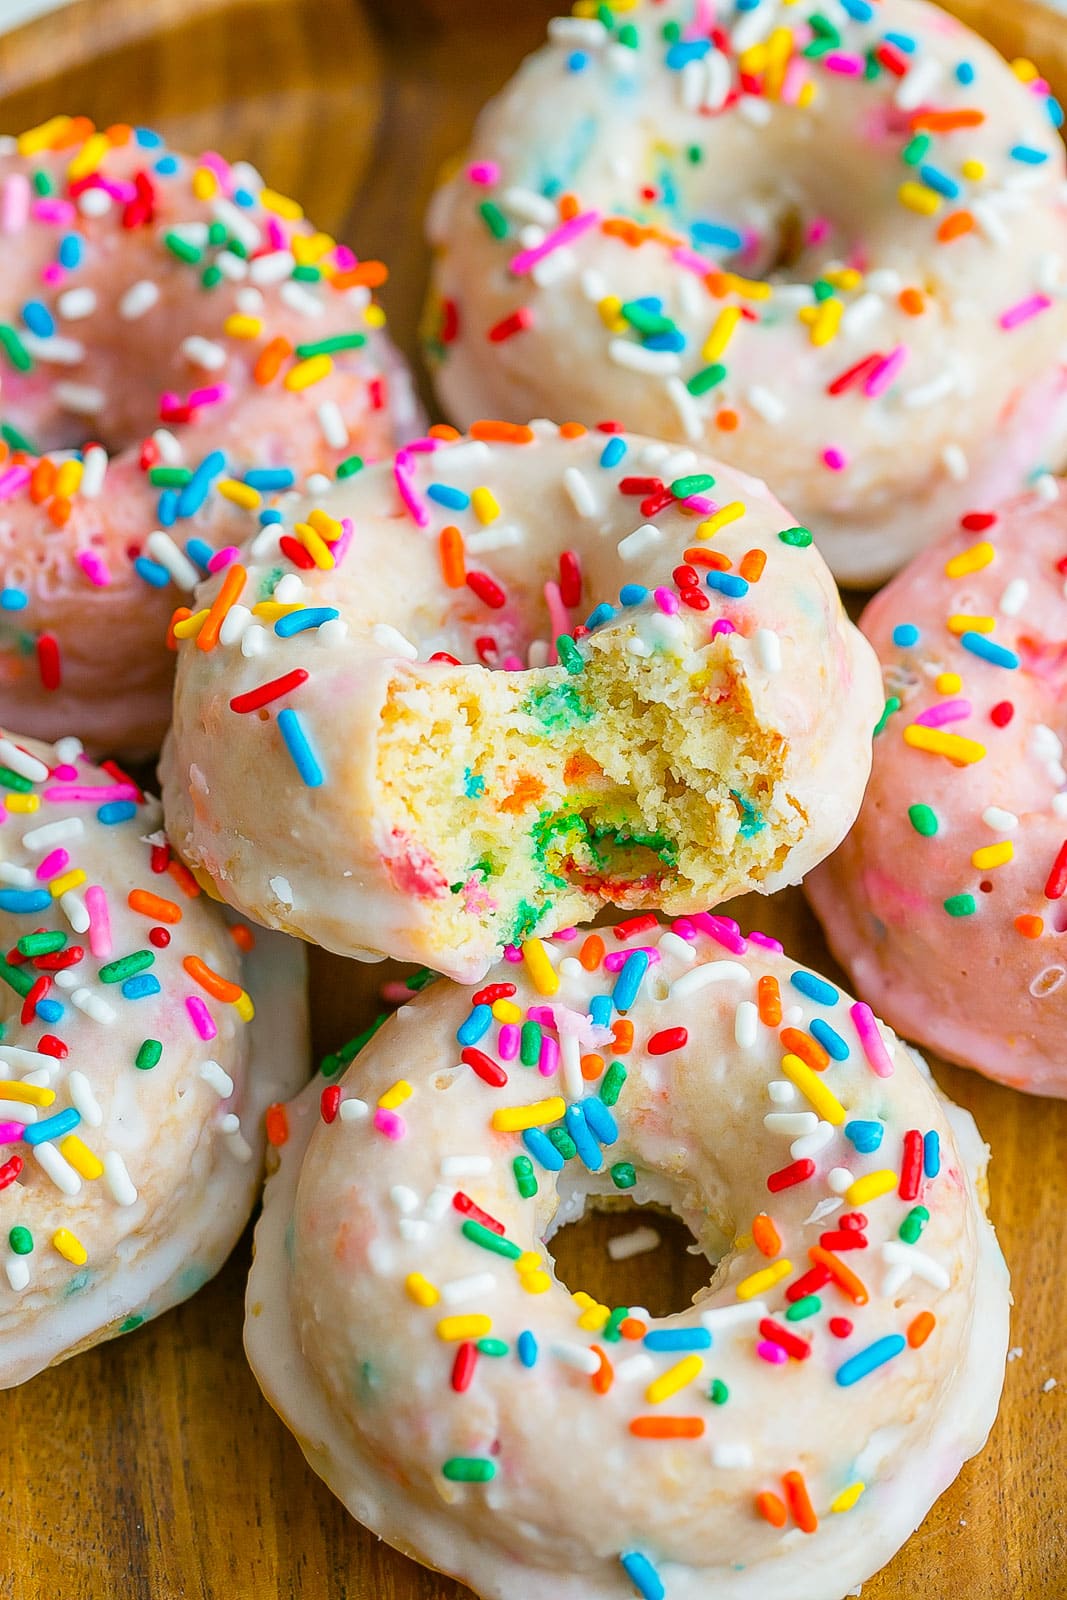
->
[199,150,231,184]
[671,918,698,942]
[807,219,832,247]
[333,244,357,271]
[503,944,524,964]
[330,517,355,568]
[824,51,864,75]
[749,930,784,953]
[467,161,500,186]
[850,1001,895,1078]
[188,384,230,409]
[654,587,680,616]
[671,246,717,276]
[554,927,579,941]
[0,466,32,500]
[538,1035,559,1078]
[32,198,76,226]
[544,580,571,663]
[207,546,240,573]
[186,995,217,1042]
[76,550,112,588]
[374,1107,406,1140]
[265,216,287,252]
[43,784,138,803]
[691,911,748,955]
[509,210,600,276]
[757,1340,789,1365]
[914,698,973,728]
[1,173,30,234]
[36,849,69,881]
[85,884,112,960]
[501,654,525,671]
[864,344,908,398]
[406,436,441,455]
[603,946,661,973]
[711,619,736,637]
[498,1023,520,1061]
[822,447,848,472]
[1000,294,1053,331]
[41,263,65,287]
[0,1120,26,1142]
[780,57,809,106]
[527,1006,555,1026]
[393,451,430,528]
[681,494,715,514]
[52,764,79,781]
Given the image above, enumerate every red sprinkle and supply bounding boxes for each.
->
[785,1264,832,1303]
[767,1158,816,1193]
[32,946,83,971]
[461,1046,508,1087]
[472,982,517,1007]
[1044,840,1067,900]
[827,351,883,396]
[0,1155,23,1190]
[899,1129,924,1201]
[618,476,663,496]
[21,975,49,1025]
[989,700,1014,727]
[559,550,582,609]
[467,571,507,609]
[829,1317,854,1339]
[150,843,170,874]
[36,1034,68,1059]
[279,535,316,570]
[265,1103,289,1147]
[149,927,171,948]
[488,307,533,342]
[759,1318,811,1361]
[613,914,659,942]
[453,1192,505,1235]
[647,1027,688,1056]
[961,510,997,531]
[451,1340,479,1391]
[320,1085,342,1124]
[819,1229,867,1252]
[37,634,61,691]
[230,669,310,714]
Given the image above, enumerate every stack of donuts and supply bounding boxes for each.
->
[7,0,1067,1594]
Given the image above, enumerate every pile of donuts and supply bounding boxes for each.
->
[2,1,1065,1594]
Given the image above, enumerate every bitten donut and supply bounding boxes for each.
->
[808,484,1067,1097]
[160,420,881,980]
[0,115,419,756]
[0,731,307,1387]
[246,915,1008,1600]
[424,0,1067,584]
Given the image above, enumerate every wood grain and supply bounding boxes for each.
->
[0,1,1064,1597]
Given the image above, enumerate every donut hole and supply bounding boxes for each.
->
[546,1193,714,1321]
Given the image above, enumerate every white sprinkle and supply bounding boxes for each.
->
[705,48,731,111]
[532,248,575,288]
[22,333,85,365]
[527,639,551,669]
[54,736,83,764]
[0,738,48,783]
[732,1,778,51]
[560,1033,584,1102]
[241,624,268,658]
[841,292,884,337]
[617,524,663,565]
[216,250,248,282]
[390,1185,420,1215]
[199,1059,235,1098]
[305,473,332,497]
[903,371,957,409]
[1008,1346,1025,1362]
[317,400,349,450]
[0,864,33,887]
[269,875,293,907]
[712,1441,753,1470]
[279,281,323,319]
[754,628,782,673]
[78,187,111,218]
[219,603,252,648]
[746,384,786,424]
[67,1070,103,1127]
[764,1112,818,1137]
[738,94,772,127]
[235,285,264,315]
[152,428,183,465]
[547,15,606,46]
[248,248,296,285]
[5,1257,30,1292]
[1042,1377,1058,1392]
[0,1101,36,1124]
[55,383,104,415]
[71,986,115,1023]
[424,1184,454,1222]
[791,1120,835,1161]
[665,374,704,442]
[734,1000,759,1049]
[609,339,680,375]
[338,1097,369,1123]
[552,1341,601,1376]
[895,54,941,111]
[0,1044,60,1074]
[34,1141,82,1196]
[181,335,227,371]
[658,931,696,964]
[881,1240,950,1289]
[317,618,348,648]
[372,623,419,659]
[767,1080,797,1105]
[500,185,557,226]
[441,1155,493,1179]
[999,577,1029,616]
[441,1271,497,1306]
[983,806,1018,833]
[563,466,598,519]
[57,286,97,320]
[53,969,79,991]
[220,1113,252,1162]
[466,525,522,555]
[973,200,1009,247]
[80,444,108,498]
[213,196,263,252]
[614,1352,655,1383]
[827,1166,854,1194]
[104,1151,138,1207]
[145,531,201,590]
[398,1219,429,1242]
[672,960,750,999]
[607,1225,660,1262]
[580,267,609,303]
[941,444,968,481]
[1034,473,1060,503]
[119,279,160,320]
[700,1300,765,1331]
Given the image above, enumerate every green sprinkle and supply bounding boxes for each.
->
[476,1337,509,1357]
[135,1039,162,1072]
[119,1313,145,1333]
[873,695,902,738]
[908,803,938,837]
[148,466,194,487]
[899,1204,930,1244]
[556,635,584,675]
[1,421,36,453]
[322,1011,390,1075]
[0,766,33,794]
[778,526,813,548]
[98,950,154,984]
[687,144,703,164]
[786,1294,822,1321]
[617,20,638,46]
[0,324,33,372]
[8,1226,33,1255]
[622,301,677,339]
[201,264,223,289]
[163,231,202,264]
[0,955,34,998]
[611,1161,637,1190]
[603,1306,629,1343]
[32,169,53,196]
[520,1021,542,1067]
[462,1220,522,1259]
[513,1155,538,1199]
[812,278,836,302]
[671,472,717,499]
[902,133,932,167]
[294,333,367,359]
[479,200,508,239]
[16,931,66,957]
[600,1061,627,1107]
[442,1457,495,1483]
[686,363,726,396]
[709,1378,729,1405]
[336,454,364,479]
[292,263,322,282]
[548,1127,577,1162]
[404,967,439,993]
[944,893,976,918]
[660,19,680,41]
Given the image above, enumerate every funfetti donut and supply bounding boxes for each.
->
[0,732,307,1387]
[424,0,1067,586]
[0,116,420,756]
[245,915,1009,1600]
[159,420,882,982]
[808,482,1067,1098]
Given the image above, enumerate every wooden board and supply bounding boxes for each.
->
[0,1,1064,1596]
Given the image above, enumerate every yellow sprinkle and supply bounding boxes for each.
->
[18,115,72,156]
[492,999,522,1024]
[1011,56,1039,83]
[736,1259,793,1301]
[519,1269,552,1294]
[308,508,344,543]
[0,1081,55,1108]
[823,267,863,292]
[831,1482,866,1513]
[738,42,768,75]
[291,231,334,265]
[846,1169,898,1207]
[723,272,772,301]
[284,353,333,391]
[762,25,793,99]
[972,840,1013,870]
[809,297,843,347]
[224,313,264,340]
[899,180,942,216]
[516,1251,542,1275]
[217,479,261,510]
[258,186,303,220]
[598,294,627,332]
[961,158,985,181]
[364,303,387,330]
[936,672,962,695]
[472,486,501,525]
[436,1314,492,1342]
[173,608,209,640]
[405,1272,440,1307]
[578,1304,611,1333]
[696,501,745,540]
[192,166,219,200]
[5,793,39,814]
[522,938,559,996]
[572,1291,595,1309]
[58,1134,103,1180]
[294,521,335,570]
[903,725,986,764]
[49,868,86,898]
[947,613,994,635]
[492,1097,566,1133]
[378,1080,412,1111]
[945,541,995,579]
[646,1354,704,1404]
[702,305,742,364]
[52,1228,87,1266]
[54,459,83,498]
[780,1053,846,1125]
[233,991,255,1023]
[797,81,817,110]
[251,601,303,621]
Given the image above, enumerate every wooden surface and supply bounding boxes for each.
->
[0,1,1065,1596]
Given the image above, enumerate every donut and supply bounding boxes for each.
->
[807,483,1067,1096]
[0,731,307,1387]
[159,420,881,981]
[423,0,1067,585]
[0,115,420,756]
[245,914,1008,1600]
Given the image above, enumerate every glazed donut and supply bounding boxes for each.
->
[424,0,1067,585]
[808,482,1067,1096]
[159,420,881,981]
[0,731,307,1387]
[246,914,1008,1600]
[0,115,419,756]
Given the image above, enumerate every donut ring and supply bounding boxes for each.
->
[0,732,306,1387]
[808,483,1067,1096]
[424,0,1067,584]
[246,915,1008,1600]
[0,116,419,756]
[160,420,880,980]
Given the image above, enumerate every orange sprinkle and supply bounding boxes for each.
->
[30,459,55,502]
[469,420,534,444]
[559,422,587,438]
[907,1310,936,1349]
[48,496,72,528]
[938,209,975,244]
[1015,914,1043,939]
[591,1345,614,1394]
[54,115,94,150]
[629,1416,704,1439]
[330,260,388,290]
[682,547,731,570]
[265,1103,289,1147]
[738,548,766,582]
[558,192,581,222]
[166,607,193,651]
[229,923,256,952]
[715,408,740,432]
[783,1470,818,1534]
[196,562,246,653]
[910,108,984,131]
[808,1245,869,1306]
[580,1053,604,1082]
[756,1491,788,1528]
[167,858,201,898]
[128,889,182,924]
[780,1026,829,1072]
[611,1019,634,1054]
[439,524,465,588]
[619,1317,647,1341]
[104,123,132,145]
[751,1213,781,1258]
[579,934,605,971]
[898,287,925,315]
[428,423,461,441]
[757,975,782,1027]
[183,955,242,1003]
[253,336,291,386]
[499,773,546,814]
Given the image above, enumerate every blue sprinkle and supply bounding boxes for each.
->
[918,164,960,199]
[809,1018,849,1060]
[620,1552,665,1600]
[522,1128,565,1172]
[589,994,613,1030]
[1048,97,1064,130]
[643,1327,712,1352]
[277,708,325,788]
[691,220,744,253]
[884,30,917,52]
[258,508,284,526]
[582,1096,618,1146]
[58,233,82,269]
[457,1004,492,1046]
[134,557,171,589]
[245,467,296,492]
[619,584,648,607]
[612,950,649,1012]
[185,538,215,574]
[955,60,976,85]
[517,1329,538,1368]
[789,970,839,1006]
[1011,144,1049,165]
[0,889,51,915]
[923,1129,941,1178]
[892,623,920,648]
[845,1119,884,1154]
[585,603,615,630]
[599,436,627,470]
[35,998,63,1024]
[705,571,749,599]
[665,38,711,68]
[22,1107,81,1146]
[567,50,589,72]
[426,483,470,510]
[274,606,341,638]
[960,632,1018,670]
[21,300,54,337]
[177,449,226,519]
[643,329,686,353]
[1,588,28,610]
[123,974,162,1000]
[565,1103,603,1172]
[154,154,180,176]
[836,1334,907,1387]
[841,0,874,18]
[135,127,164,147]
[97,800,137,825]
[157,488,179,527]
